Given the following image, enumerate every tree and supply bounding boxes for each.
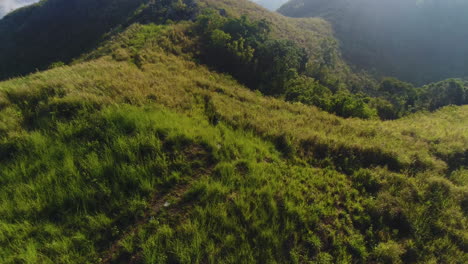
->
[421,79,467,110]
[446,80,466,106]
[379,78,417,116]
[330,92,377,119]
[196,12,308,96]
[255,39,308,95]
[285,76,332,111]
[136,0,198,24]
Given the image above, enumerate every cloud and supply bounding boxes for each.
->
[0,0,39,18]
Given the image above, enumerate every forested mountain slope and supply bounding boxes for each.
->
[279,0,468,85]
[0,0,147,80]
[0,0,342,82]
[0,0,467,263]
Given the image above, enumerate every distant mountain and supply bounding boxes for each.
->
[279,0,468,84]
[251,0,289,11]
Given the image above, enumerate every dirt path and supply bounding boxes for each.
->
[100,143,214,264]
[100,170,207,264]
[100,143,214,263]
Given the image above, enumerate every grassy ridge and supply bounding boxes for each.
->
[0,24,467,263]
[73,23,467,174]
[6,48,467,174]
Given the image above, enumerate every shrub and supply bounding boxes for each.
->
[372,241,405,264]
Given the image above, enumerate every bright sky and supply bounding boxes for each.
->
[0,0,39,18]
[250,0,289,11]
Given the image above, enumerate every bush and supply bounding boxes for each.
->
[372,241,405,264]
[370,97,399,120]
[330,91,377,119]
[255,39,308,95]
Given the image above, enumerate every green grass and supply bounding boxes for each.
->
[0,103,280,263]
[0,22,467,264]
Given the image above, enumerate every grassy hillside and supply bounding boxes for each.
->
[0,0,358,89]
[0,19,467,264]
[3,0,465,122]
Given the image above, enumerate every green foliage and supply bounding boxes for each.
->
[380,78,415,96]
[48,61,66,69]
[196,11,307,96]
[376,77,418,119]
[329,91,377,119]
[193,10,384,119]
[3,0,426,120]
[419,79,468,111]
[285,76,333,110]
[277,0,468,119]
[372,78,468,119]
[370,97,399,120]
[285,76,377,119]
[372,241,405,264]
[255,39,308,95]
[131,0,198,24]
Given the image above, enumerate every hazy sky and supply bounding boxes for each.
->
[251,0,289,11]
[0,0,39,18]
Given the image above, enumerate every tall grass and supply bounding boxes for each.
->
[0,23,466,263]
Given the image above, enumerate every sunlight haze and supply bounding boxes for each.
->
[0,0,39,18]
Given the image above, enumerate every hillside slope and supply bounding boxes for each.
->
[0,0,467,263]
[0,0,357,86]
[0,0,147,80]
[279,0,468,85]
[0,18,467,264]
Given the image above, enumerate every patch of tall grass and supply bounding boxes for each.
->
[0,25,466,263]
